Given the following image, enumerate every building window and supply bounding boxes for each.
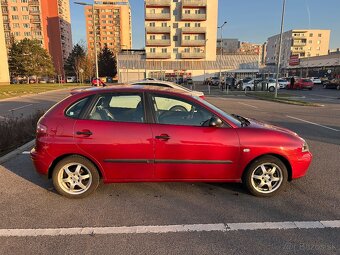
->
[184,35,190,40]
[184,10,190,14]
[149,22,155,27]
[13,23,20,28]
[185,23,190,27]
[11,6,18,11]
[308,40,312,44]
[150,35,155,40]
[194,23,201,27]
[161,48,167,53]
[150,48,156,53]
[318,34,322,37]
[317,40,321,44]
[309,33,313,37]
[173,48,178,53]
[161,22,167,27]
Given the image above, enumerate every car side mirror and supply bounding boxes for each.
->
[209,117,223,128]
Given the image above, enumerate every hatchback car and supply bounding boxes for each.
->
[31,86,312,198]
[287,78,314,90]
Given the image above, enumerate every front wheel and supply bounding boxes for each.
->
[52,155,100,198]
[268,86,275,92]
[243,156,288,197]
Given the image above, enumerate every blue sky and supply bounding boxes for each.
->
[70,0,340,49]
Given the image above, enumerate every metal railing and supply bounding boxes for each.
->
[181,39,206,46]
[146,39,171,46]
[146,52,171,59]
[182,0,207,7]
[145,0,171,7]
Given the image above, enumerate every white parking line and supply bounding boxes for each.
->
[8,104,33,112]
[238,102,259,109]
[0,220,338,237]
[21,151,31,154]
[287,115,340,132]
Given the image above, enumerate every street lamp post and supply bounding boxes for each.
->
[218,21,227,92]
[275,0,286,98]
[74,1,99,87]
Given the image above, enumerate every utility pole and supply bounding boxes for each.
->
[218,21,227,92]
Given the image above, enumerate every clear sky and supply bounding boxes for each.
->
[70,0,340,49]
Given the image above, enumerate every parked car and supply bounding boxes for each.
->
[92,78,106,86]
[287,78,314,90]
[323,79,340,90]
[278,78,289,89]
[185,78,193,85]
[130,79,204,99]
[309,77,322,84]
[31,85,312,198]
[242,79,278,92]
[66,76,76,83]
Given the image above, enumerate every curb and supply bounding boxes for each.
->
[0,140,35,164]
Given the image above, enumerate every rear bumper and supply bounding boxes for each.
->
[290,152,312,179]
[30,148,53,176]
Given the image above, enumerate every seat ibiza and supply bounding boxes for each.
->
[31,86,312,198]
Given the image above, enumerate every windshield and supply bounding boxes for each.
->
[194,97,243,127]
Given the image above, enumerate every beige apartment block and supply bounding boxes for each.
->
[85,0,132,57]
[0,0,73,76]
[266,29,331,68]
[144,0,218,61]
[0,5,9,84]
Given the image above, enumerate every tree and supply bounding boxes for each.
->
[64,44,86,80]
[98,45,117,77]
[8,39,55,82]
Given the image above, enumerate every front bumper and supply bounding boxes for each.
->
[290,152,313,179]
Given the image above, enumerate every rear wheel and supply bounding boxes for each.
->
[243,156,288,197]
[268,86,275,92]
[52,155,100,199]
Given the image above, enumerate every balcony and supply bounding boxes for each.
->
[145,0,171,7]
[292,34,307,40]
[1,1,8,5]
[181,13,206,21]
[182,0,207,7]
[293,42,307,47]
[146,52,171,59]
[29,0,40,5]
[181,52,206,59]
[146,39,171,46]
[181,27,206,34]
[181,39,206,47]
[146,26,171,34]
[145,12,171,21]
[30,19,41,23]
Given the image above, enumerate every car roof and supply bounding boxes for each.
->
[130,80,177,86]
[70,84,193,97]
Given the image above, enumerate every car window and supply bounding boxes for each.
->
[151,94,213,127]
[87,93,145,123]
[65,97,89,119]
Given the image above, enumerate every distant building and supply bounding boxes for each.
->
[0,0,73,76]
[266,29,331,68]
[84,0,132,56]
[144,0,218,61]
[0,7,9,84]
[238,42,262,55]
[216,38,239,54]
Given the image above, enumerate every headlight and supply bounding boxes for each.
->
[302,141,309,152]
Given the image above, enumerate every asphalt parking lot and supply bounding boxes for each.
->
[0,90,339,254]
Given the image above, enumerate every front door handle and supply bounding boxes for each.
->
[76,130,93,137]
[155,134,170,141]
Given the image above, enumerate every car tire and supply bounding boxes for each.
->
[268,86,275,92]
[309,88,312,90]
[245,86,251,91]
[243,156,288,197]
[337,85,340,90]
[323,84,327,89]
[52,155,100,199]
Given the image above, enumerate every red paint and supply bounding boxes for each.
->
[287,78,314,90]
[31,86,312,184]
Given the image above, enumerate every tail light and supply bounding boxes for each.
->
[199,95,205,100]
[37,123,47,134]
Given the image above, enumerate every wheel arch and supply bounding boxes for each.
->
[48,154,104,179]
[242,153,293,182]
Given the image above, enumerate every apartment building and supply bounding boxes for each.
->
[0,5,9,84]
[144,0,218,61]
[0,0,73,76]
[84,0,132,56]
[216,38,240,54]
[266,29,331,68]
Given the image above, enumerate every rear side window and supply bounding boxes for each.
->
[65,97,89,119]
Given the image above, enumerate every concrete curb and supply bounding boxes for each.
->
[0,140,35,164]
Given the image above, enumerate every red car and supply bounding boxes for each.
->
[31,86,312,198]
[288,78,314,90]
[91,78,105,86]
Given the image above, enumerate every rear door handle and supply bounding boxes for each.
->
[76,130,93,137]
[155,134,170,141]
